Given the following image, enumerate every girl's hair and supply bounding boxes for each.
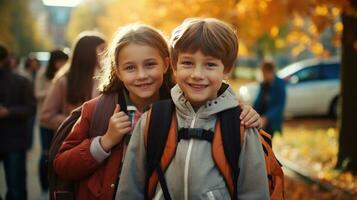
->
[170,18,239,73]
[98,24,174,95]
[55,32,105,105]
[45,50,68,80]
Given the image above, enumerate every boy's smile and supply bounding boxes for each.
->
[174,50,227,107]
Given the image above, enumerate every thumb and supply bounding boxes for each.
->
[113,104,121,114]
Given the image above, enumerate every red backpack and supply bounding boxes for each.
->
[47,92,127,200]
[144,100,284,200]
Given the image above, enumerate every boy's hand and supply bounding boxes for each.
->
[239,103,262,129]
[101,104,131,152]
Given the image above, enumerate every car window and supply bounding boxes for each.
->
[291,66,320,83]
[321,64,339,79]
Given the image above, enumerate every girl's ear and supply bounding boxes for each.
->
[115,66,121,80]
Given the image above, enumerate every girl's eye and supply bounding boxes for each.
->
[145,62,158,68]
[124,65,135,71]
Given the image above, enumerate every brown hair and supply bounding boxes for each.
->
[261,61,275,72]
[55,32,105,105]
[98,24,174,94]
[170,18,239,73]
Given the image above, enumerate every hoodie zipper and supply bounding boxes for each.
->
[184,114,197,200]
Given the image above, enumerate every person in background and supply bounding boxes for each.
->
[35,49,68,199]
[253,61,286,142]
[0,44,36,200]
[40,32,106,131]
[17,56,41,150]
[9,52,20,72]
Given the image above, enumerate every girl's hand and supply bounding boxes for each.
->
[101,105,131,152]
[239,103,262,129]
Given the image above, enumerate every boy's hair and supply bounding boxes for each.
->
[170,18,239,73]
[98,24,174,94]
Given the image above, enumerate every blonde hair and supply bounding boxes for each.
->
[170,18,239,73]
[98,23,174,93]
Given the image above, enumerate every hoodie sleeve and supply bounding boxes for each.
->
[237,128,270,200]
[116,112,148,200]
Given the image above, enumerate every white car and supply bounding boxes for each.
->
[238,58,340,118]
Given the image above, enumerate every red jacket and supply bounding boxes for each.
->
[54,97,124,200]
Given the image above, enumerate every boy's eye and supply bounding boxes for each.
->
[206,62,218,67]
[180,61,193,66]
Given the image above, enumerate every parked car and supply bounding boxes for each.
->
[237,57,340,118]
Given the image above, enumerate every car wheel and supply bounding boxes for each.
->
[329,96,339,118]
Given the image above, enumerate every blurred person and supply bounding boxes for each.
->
[0,44,36,200]
[34,49,68,198]
[253,61,286,142]
[40,32,106,131]
[8,52,20,72]
[17,56,41,149]
[20,56,41,82]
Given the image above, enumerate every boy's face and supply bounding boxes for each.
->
[174,50,226,107]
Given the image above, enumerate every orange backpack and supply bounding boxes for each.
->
[144,100,284,200]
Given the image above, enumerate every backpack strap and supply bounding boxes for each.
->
[144,100,176,200]
[214,106,242,200]
[178,128,214,142]
[88,90,127,137]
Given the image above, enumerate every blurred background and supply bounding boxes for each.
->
[1,0,357,199]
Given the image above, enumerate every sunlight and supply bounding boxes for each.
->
[42,0,84,7]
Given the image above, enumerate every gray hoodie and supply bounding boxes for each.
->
[116,84,269,200]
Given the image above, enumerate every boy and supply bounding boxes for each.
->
[116,18,269,200]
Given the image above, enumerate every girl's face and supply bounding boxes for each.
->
[116,43,169,107]
[54,59,67,70]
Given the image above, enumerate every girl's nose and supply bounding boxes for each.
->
[137,67,148,79]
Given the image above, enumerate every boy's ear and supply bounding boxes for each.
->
[223,67,233,80]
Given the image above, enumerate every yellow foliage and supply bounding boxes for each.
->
[65,0,343,56]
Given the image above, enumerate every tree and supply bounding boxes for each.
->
[0,0,46,56]
[67,0,357,173]
[66,0,107,43]
[336,0,357,173]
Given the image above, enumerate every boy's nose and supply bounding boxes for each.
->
[191,65,204,79]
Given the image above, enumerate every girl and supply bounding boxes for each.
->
[35,49,68,197]
[53,24,261,200]
[40,32,106,131]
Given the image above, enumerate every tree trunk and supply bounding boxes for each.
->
[336,1,357,173]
